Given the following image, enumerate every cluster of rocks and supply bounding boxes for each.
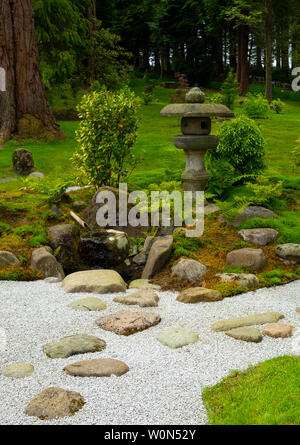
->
[212,311,295,343]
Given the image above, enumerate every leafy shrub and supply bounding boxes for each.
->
[216,116,266,176]
[271,99,284,114]
[210,93,225,104]
[172,232,203,260]
[263,269,284,280]
[242,93,270,119]
[20,176,75,203]
[74,87,139,187]
[142,92,153,105]
[221,70,239,110]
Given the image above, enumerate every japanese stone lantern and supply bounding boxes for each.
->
[160,87,234,193]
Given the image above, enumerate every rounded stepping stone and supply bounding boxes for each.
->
[43,334,106,358]
[2,362,34,378]
[114,289,159,307]
[225,327,262,343]
[129,279,161,290]
[157,327,199,349]
[177,287,222,303]
[63,358,129,377]
[68,297,106,312]
[24,387,85,420]
[96,310,161,336]
[262,323,294,338]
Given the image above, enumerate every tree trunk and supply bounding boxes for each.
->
[264,0,273,102]
[238,25,249,96]
[0,0,63,144]
[87,0,97,84]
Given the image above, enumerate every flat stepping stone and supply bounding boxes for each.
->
[262,323,294,338]
[43,334,106,358]
[96,310,161,336]
[114,289,159,307]
[157,327,199,349]
[238,228,278,246]
[225,327,262,343]
[2,362,34,378]
[212,312,284,332]
[177,287,222,303]
[68,297,107,312]
[24,387,85,420]
[63,358,129,377]
[29,171,44,178]
[129,279,161,290]
[216,273,259,288]
[62,270,126,294]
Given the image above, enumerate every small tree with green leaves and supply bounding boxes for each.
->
[221,70,239,110]
[73,87,139,187]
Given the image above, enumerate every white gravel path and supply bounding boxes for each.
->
[0,279,299,425]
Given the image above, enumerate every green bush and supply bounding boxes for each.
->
[263,269,284,280]
[142,92,153,105]
[242,93,270,119]
[74,87,139,187]
[271,99,284,114]
[216,116,266,176]
[210,93,225,105]
[221,70,239,110]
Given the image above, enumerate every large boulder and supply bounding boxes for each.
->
[226,248,267,271]
[83,186,151,238]
[221,206,277,227]
[31,247,65,279]
[0,251,20,268]
[177,287,222,303]
[216,273,259,288]
[24,387,85,420]
[142,236,173,279]
[43,334,106,359]
[48,224,81,273]
[78,229,129,268]
[275,244,300,263]
[171,258,207,282]
[12,148,34,175]
[238,228,278,246]
[62,270,126,294]
[96,310,161,336]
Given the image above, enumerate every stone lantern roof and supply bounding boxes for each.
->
[160,103,234,118]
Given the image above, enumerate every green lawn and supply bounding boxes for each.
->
[202,356,300,425]
[0,79,299,191]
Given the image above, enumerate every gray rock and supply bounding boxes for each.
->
[212,312,284,332]
[142,236,173,279]
[0,177,16,183]
[31,247,65,279]
[43,334,106,359]
[29,171,44,178]
[2,362,34,378]
[177,287,222,303]
[226,248,267,271]
[72,200,85,208]
[216,273,259,288]
[24,387,85,420]
[275,244,300,263]
[157,327,199,349]
[171,258,207,282]
[114,289,159,307]
[64,358,129,377]
[62,270,126,294]
[12,148,34,175]
[48,224,80,273]
[132,236,156,265]
[225,327,262,343]
[204,204,220,215]
[238,228,278,246]
[185,87,206,104]
[220,206,277,227]
[68,297,107,312]
[0,251,20,268]
[79,229,129,268]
